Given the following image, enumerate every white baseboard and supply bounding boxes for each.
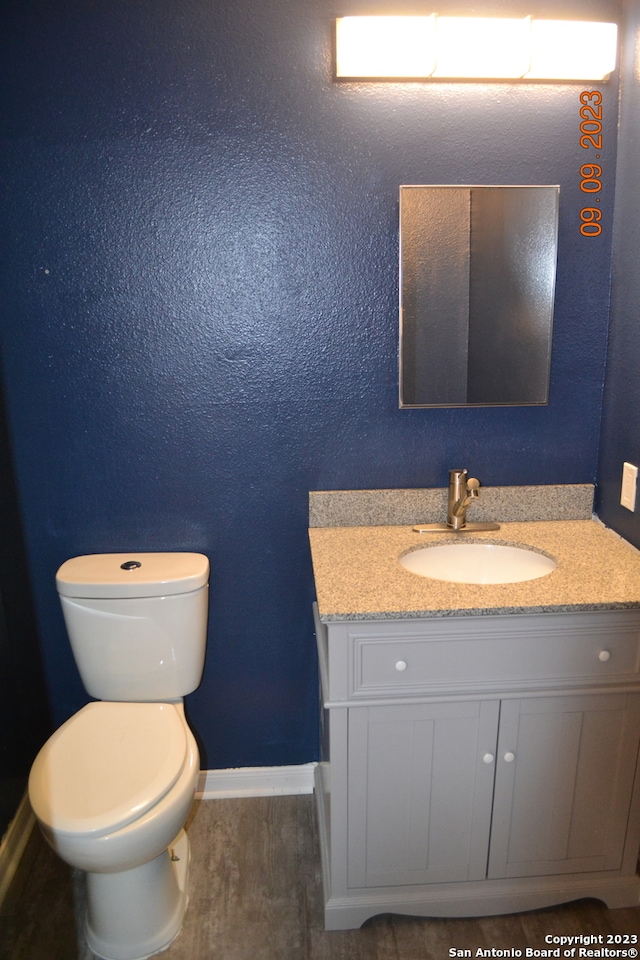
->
[0,791,35,911]
[196,763,317,800]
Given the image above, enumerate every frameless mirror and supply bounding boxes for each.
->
[399,185,559,407]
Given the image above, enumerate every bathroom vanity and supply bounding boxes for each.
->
[309,498,640,930]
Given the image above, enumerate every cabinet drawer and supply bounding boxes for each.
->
[349,613,640,696]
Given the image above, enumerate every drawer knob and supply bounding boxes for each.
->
[504,752,516,763]
[482,753,495,764]
[598,649,611,662]
[395,660,408,672]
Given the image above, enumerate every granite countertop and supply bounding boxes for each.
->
[308,520,640,621]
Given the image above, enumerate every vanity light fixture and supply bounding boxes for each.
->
[335,16,618,81]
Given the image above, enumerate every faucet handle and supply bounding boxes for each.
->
[466,477,480,498]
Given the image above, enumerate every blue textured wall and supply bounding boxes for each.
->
[0,0,622,768]
[596,1,640,542]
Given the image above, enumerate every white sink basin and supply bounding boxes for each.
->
[399,542,556,585]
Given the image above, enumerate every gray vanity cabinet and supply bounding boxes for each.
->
[348,699,499,888]
[313,605,640,930]
[488,693,640,880]
[347,693,640,891]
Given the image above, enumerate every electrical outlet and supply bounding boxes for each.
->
[621,462,638,511]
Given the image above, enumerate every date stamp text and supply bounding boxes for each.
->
[579,89,604,237]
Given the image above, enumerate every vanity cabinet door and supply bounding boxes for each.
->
[347,699,499,888]
[488,692,640,880]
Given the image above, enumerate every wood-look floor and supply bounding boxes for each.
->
[1,795,639,960]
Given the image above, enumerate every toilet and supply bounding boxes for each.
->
[28,552,209,960]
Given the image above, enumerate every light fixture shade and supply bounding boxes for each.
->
[433,17,531,78]
[526,20,618,80]
[335,16,436,78]
[334,16,618,81]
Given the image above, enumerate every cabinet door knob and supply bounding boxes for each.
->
[395,660,408,672]
[503,752,516,763]
[598,649,611,662]
[482,753,495,764]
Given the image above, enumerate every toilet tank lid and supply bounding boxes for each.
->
[56,552,210,599]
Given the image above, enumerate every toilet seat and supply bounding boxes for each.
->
[29,701,187,837]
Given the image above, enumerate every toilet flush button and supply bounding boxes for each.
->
[120,560,142,570]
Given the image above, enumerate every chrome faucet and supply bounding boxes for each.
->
[412,468,500,533]
[447,469,481,530]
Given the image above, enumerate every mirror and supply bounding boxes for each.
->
[399,185,559,407]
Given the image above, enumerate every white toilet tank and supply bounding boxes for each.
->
[56,553,209,702]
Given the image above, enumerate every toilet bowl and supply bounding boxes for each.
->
[29,701,200,960]
[27,552,210,960]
